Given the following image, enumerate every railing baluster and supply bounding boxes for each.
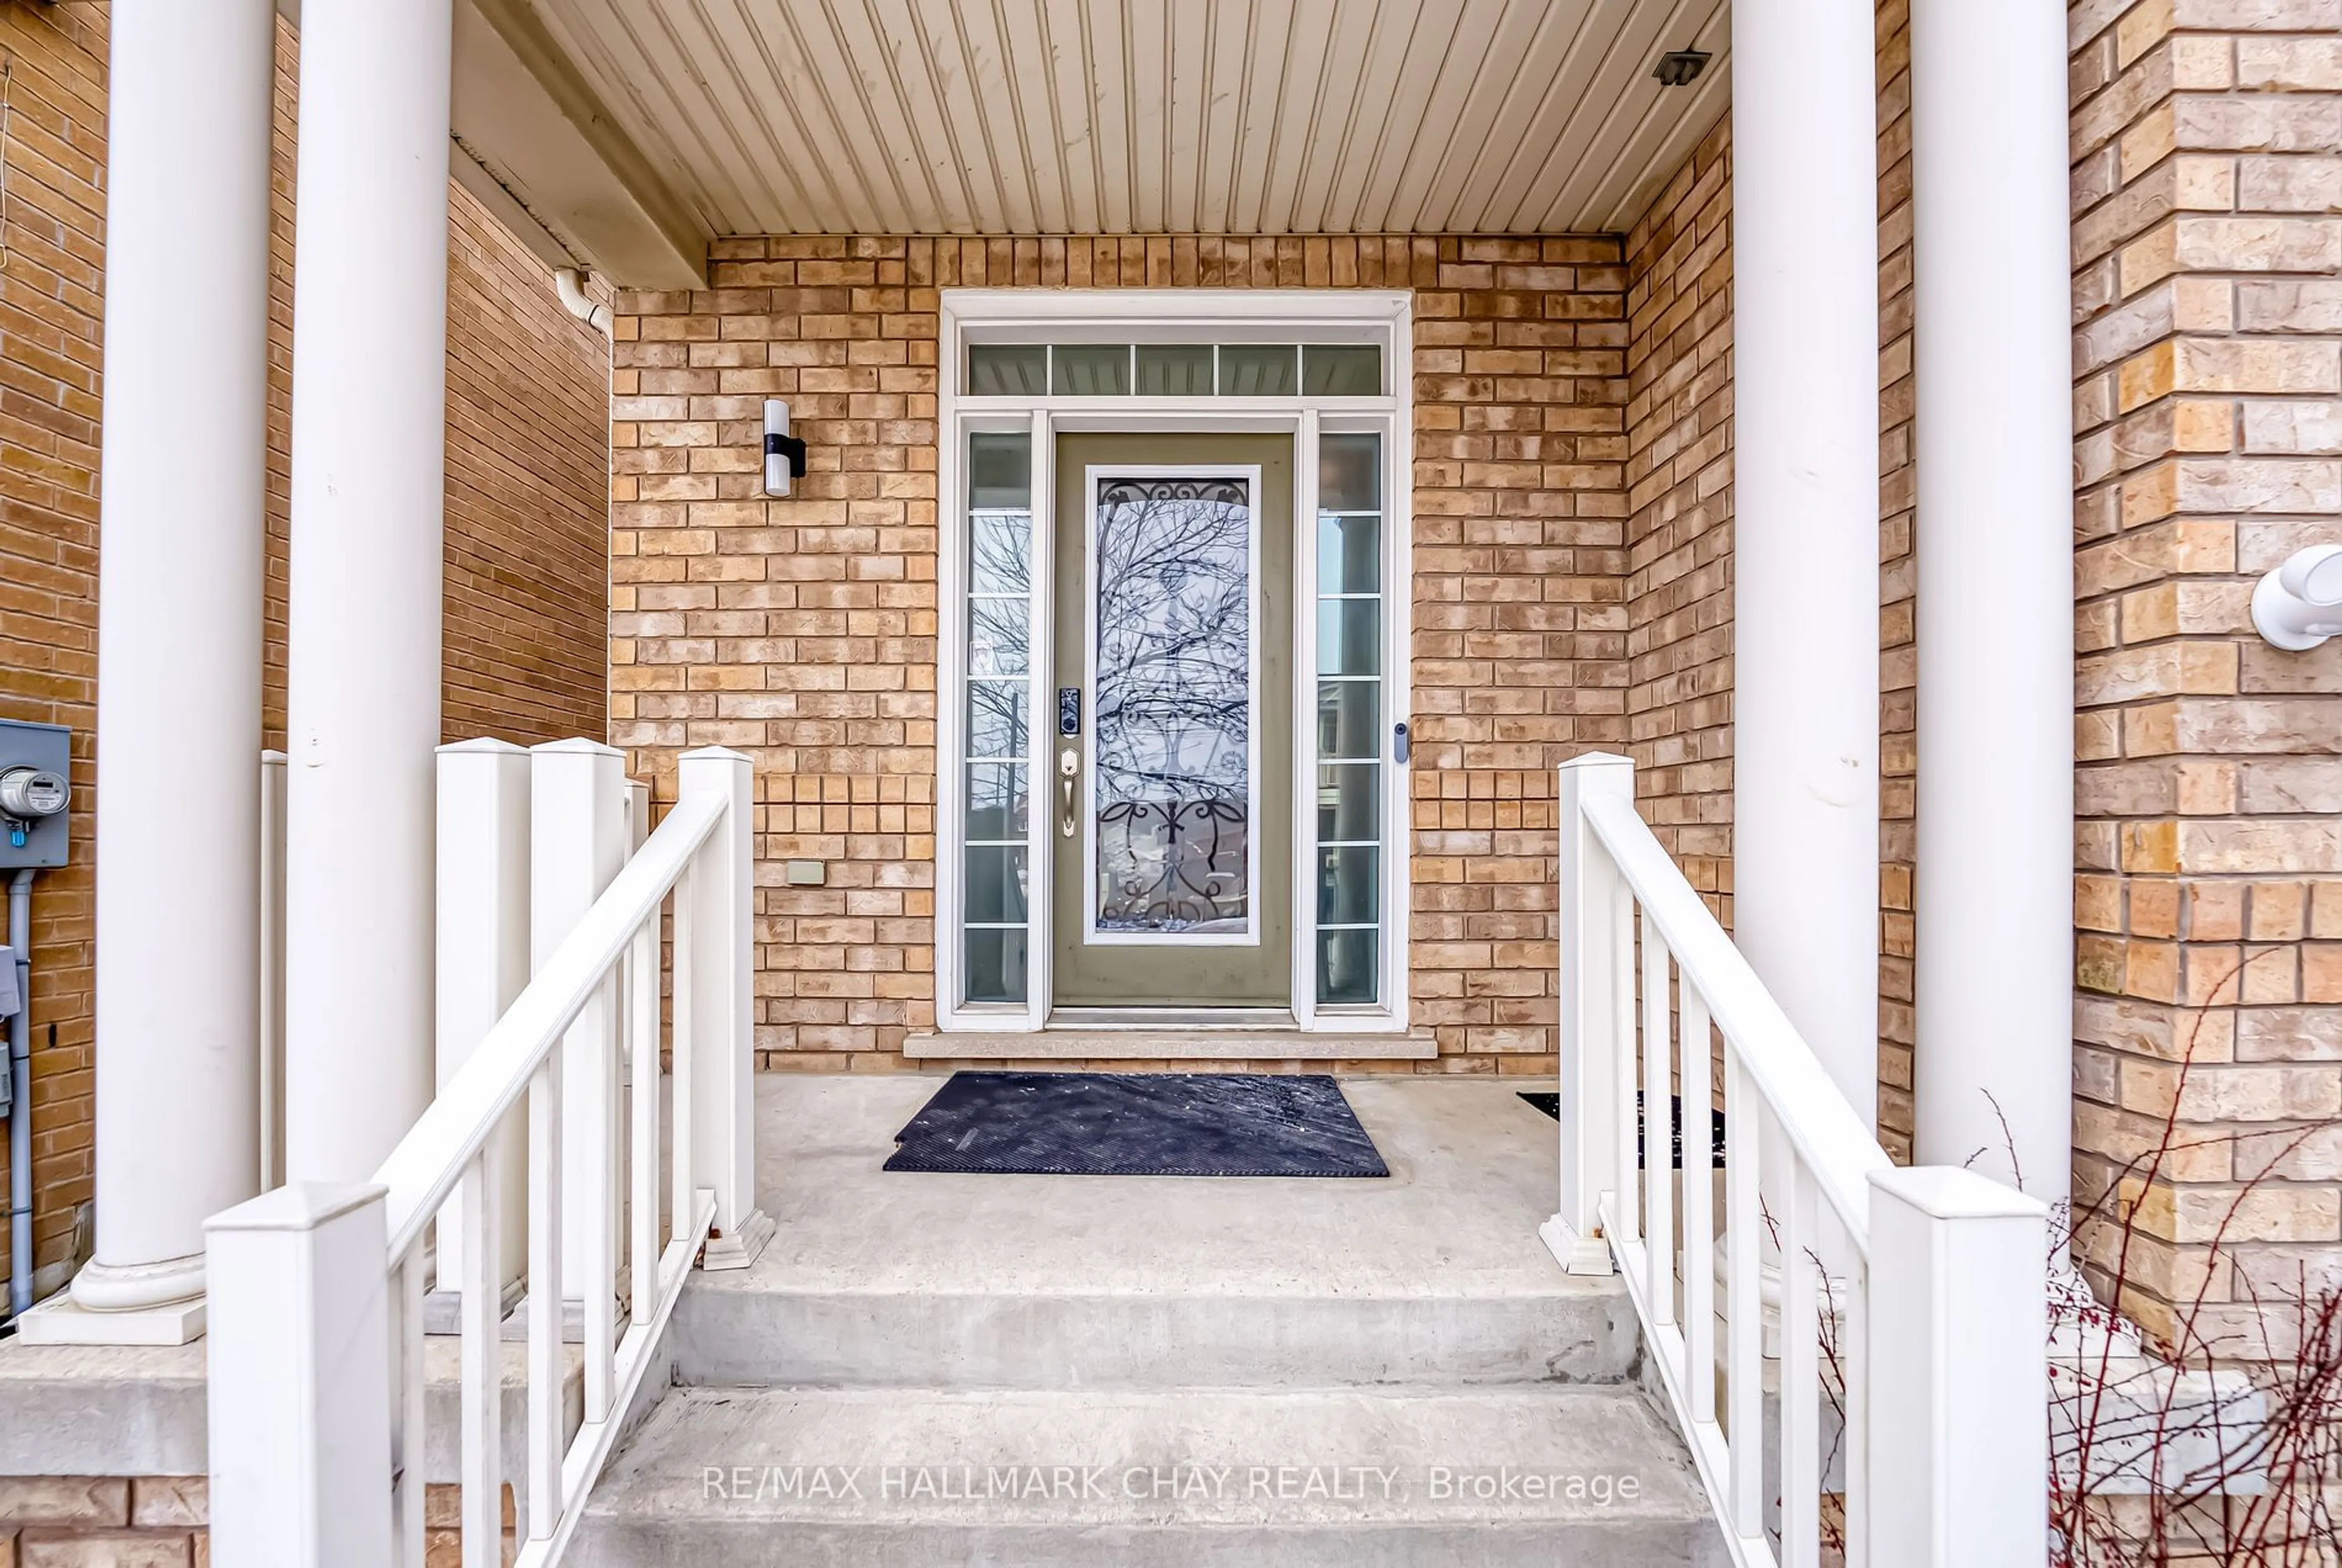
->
[1783,1161,1821,1568]
[1724,1049,1763,1538]
[526,1054,564,1542]
[584,972,618,1423]
[1611,876,1638,1247]
[393,1250,426,1568]
[629,913,660,1325]
[458,1148,504,1568]
[670,859,697,1272]
[1681,981,1716,1427]
[1639,910,1673,1326]
[1844,1255,1870,1568]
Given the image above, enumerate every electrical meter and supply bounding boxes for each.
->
[0,720,70,868]
[0,768,66,822]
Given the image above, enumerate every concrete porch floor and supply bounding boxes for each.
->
[750,1070,1575,1295]
[667,1071,1636,1389]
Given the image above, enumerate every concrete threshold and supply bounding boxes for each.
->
[903,1029,1439,1059]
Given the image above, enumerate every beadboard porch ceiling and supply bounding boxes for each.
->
[456,0,1729,282]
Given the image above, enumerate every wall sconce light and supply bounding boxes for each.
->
[763,399,808,498]
[1653,50,1711,88]
[2252,544,2342,650]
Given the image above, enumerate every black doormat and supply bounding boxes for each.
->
[886,1072,1389,1178]
[1519,1090,1727,1169]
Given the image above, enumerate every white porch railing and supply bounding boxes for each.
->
[1542,753,2050,1568]
[204,743,767,1567]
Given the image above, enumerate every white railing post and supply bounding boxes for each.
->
[1543,751,1635,1275]
[531,739,629,1306]
[1866,1167,2050,1567]
[677,745,773,1269]
[435,739,532,1306]
[260,748,287,1192]
[206,1182,395,1568]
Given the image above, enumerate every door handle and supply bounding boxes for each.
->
[1058,749,1080,838]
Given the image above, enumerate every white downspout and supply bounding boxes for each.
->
[555,267,612,334]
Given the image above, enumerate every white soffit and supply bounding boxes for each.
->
[521,0,1731,238]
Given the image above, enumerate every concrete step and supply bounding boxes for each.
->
[571,1384,1728,1568]
[668,1272,1636,1389]
[672,1072,1639,1388]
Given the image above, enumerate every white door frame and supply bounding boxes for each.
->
[935,288,1414,1035]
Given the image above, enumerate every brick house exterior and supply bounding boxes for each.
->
[0,0,2337,1556]
[0,0,2335,1436]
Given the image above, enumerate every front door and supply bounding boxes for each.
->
[1050,433,1294,1009]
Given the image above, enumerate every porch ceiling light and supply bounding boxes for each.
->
[1653,49,1711,88]
[2252,544,2342,650]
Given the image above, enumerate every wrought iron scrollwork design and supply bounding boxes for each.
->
[1095,798,1250,930]
[1090,475,1254,935]
[1095,478,1248,510]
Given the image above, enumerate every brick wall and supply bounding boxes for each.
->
[0,1476,209,1568]
[0,2,106,1301]
[0,1474,512,1566]
[0,10,611,1301]
[1876,4,1922,1159]
[1620,4,1921,1156]
[2069,0,2342,1349]
[1622,125,1735,920]
[611,235,1631,1070]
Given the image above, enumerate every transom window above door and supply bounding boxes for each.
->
[966,342,1384,398]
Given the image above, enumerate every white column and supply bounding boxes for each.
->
[1730,0,1883,1126]
[1910,0,2075,1208]
[282,0,455,1184]
[40,0,275,1342]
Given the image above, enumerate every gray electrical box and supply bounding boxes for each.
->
[0,718,71,869]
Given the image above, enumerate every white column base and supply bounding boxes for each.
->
[15,1289,206,1347]
[1538,1215,1614,1277]
[66,1250,206,1312]
[699,1208,775,1273]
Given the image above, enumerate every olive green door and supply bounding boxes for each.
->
[1050,433,1294,1009]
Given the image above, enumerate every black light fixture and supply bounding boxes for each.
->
[1653,49,1711,88]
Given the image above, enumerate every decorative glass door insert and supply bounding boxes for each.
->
[1049,433,1292,1010]
[1087,475,1256,940]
